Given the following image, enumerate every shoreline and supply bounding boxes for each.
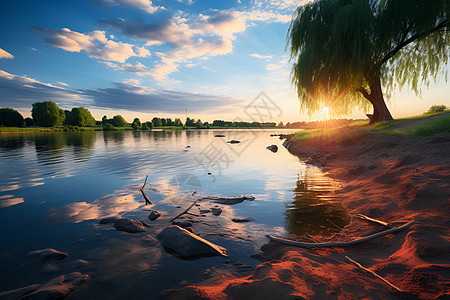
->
[165,129,449,299]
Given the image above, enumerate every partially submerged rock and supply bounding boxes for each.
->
[21,272,88,300]
[98,216,120,224]
[232,217,253,223]
[0,284,40,299]
[211,207,223,216]
[227,140,240,144]
[148,210,161,221]
[157,225,227,259]
[266,145,278,152]
[215,134,225,137]
[113,218,146,233]
[0,273,88,300]
[199,195,255,205]
[28,249,67,263]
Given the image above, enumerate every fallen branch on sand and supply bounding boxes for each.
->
[354,214,391,228]
[169,199,198,223]
[267,221,415,249]
[169,191,198,223]
[140,175,152,205]
[345,256,403,293]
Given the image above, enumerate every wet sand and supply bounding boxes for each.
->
[165,128,450,299]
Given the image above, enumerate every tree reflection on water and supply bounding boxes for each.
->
[285,168,351,236]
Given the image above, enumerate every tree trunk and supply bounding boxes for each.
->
[363,75,393,124]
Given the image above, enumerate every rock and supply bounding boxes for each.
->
[211,207,223,216]
[98,216,119,224]
[157,226,227,259]
[172,220,193,228]
[215,134,225,137]
[227,140,240,144]
[0,284,41,299]
[20,272,89,300]
[200,195,255,205]
[266,144,278,152]
[199,209,211,214]
[232,217,253,223]
[113,218,145,233]
[148,210,161,221]
[28,249,67,263]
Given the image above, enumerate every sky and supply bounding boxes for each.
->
[0,0,448,123]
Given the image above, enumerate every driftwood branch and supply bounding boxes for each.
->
[354,214,391,228]
[345,256,403,293]
[169,200,198,223]
[140,175,152,205]
[267,221,415,249]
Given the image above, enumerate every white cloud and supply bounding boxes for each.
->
[100,0,163,14]
[267,64,281,71]
[0,69,82,108]
[0,48,14,59]
[57,82,69,86]
[103,61,152,76]
[32,27,150,63]
[250,53,273,59]
[0,70,14,79]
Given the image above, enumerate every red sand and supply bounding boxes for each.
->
[165,130,450,299]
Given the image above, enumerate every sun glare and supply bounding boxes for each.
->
[321,106,330,119]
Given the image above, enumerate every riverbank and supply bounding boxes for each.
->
[165,115,449,299]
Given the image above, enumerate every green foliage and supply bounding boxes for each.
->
[145,121,154,129]
[112,115,127,127]
[185,117,195,127]
[24,117,34,127]
[425,105,447,115]
[152,117,162,127]
[102,123,116,131]
[174,118,183,126]
[411,114,450,137]
[0,108,24,127]
[65,107,96,127]
[195,119,204,128]
[31,101,65,127]
[141,123,149,130]
[133,118,141,127]
[287,0,449,116]
[131,121,141,130]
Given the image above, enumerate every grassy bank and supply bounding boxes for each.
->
[288,111,450,147]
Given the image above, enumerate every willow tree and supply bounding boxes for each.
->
[287,0,449,123]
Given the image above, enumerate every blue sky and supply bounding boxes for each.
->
[0,0,448,123]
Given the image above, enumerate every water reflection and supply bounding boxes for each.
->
[285,168,351,236]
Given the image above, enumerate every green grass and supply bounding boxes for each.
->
[0,126,64,132]
[410,114,450,138]
[0,126,105,133]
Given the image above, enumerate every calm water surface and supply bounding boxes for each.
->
[0,130,350,298]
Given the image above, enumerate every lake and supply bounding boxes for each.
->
[0,129,350,298]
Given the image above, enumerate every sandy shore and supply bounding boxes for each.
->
[165,128,450,299]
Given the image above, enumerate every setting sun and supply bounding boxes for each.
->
[320,106,331,119]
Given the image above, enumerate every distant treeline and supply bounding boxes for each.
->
[0,101,358,131]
